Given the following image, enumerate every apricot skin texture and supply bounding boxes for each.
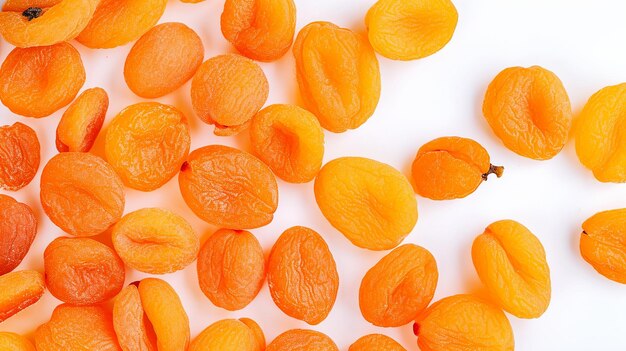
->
[349,334,406,351]
[0,195,37,275]
[189,319,259,351]
[56,87,108,152]
[581,208,626,283]
[0,332,36,351]
[267,329,338,351]
[0,270,45,323]
[0,122,40,191]
[113,285,157,351]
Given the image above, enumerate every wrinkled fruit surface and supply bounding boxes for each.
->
[0,270,44,323]
[113,284,157,351]
[0,123,39,191]
[0,195,37,275]
[0,332,36,351]
[266,329,338,351]
[56,87,108,152]
[189,319,263,351]
[580,208,626,283]
[349,334,406,351]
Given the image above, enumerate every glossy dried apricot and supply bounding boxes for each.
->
[221,0,296,62]
[113,284,157,351]
[0,43,85,118]
[125,22,204,98]
[267,226,338,325]
[0,270,44,323]
[191,54,269,136]
[267,329,338,351]
[250,104,324,183]
[0,195,37,275]
[105,102,191,191]
[412,137,503,200]
[44,237,125,305]
[179,145,278,229]
[414,294,514,351]
[349,334,406,351]
[0,332,35,351]
[483,66,572,160]
[580,208,626,283]
[294,21,381,133]
[314,157,418,250]
[40,152,125,236]
[112,208,199,274]
[197,228,265,311]
[365,0,458,60]
[359,244,438,327]
[56,87,108,152]
[0,123,39,191]
[189,319,260,351]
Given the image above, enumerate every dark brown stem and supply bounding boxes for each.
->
[482,164,504,181]
[22,7,43,21]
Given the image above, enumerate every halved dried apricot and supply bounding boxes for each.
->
[580,208,626,283]
[0,332,35,351]
[189,319,259,351]
[0,195,37,275]
[0,123,39,191]
[56,88,108,152]
[349,334,406,351]
[267,329,338,351]
[0,270,44,323]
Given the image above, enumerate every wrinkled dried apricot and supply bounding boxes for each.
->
[40,152,125,236]
[414,294,514,351]
[267,226,338,325]
[179,145,278,229]
[0,43,85,118]
[472,220,551,318]
[250,104,324,183]
[189,319,261,351]
[483,66,572,160]
[412,137,503,200]
[191,54,269,136]
[0,195,37,275]
[239,318,266,351]
[267,329,338,351]
[365,0,458,60]
[76,0,168,49]
[0,332,35,351]
[35,304,121,351]
[0,123,39,191]
[349,334,406,351]
[580,208,626,283]
[105,102,191,191]
[112,208,199,274]
[56,87,108,152]
[44,237,124,305]
[113,284,157,351]
[221,0,296,62]
[0,270,44,323]
[197,228,265,311]
[293,21,381,133]
[125,22,204,98]
[359,244,438,327]
[315,157,417,250]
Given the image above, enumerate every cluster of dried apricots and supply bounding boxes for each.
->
[0,0,625,350]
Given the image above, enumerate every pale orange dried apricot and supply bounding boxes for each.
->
[0,332,35,351]
[113,284,157,351]
[0,122,39,191]
[349,334,406,351]
[239,318,266,351]
[56,88,108,152]
[266,329,338,351]
[0,195,37,275]
[189,319,260,351]
[580,208,626,283]
[0,270,44,323]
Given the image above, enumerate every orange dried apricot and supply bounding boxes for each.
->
[293,21,381,133]
[0,43,85,118]
[191,54,269,136]
[113,284,157,351]
[580,208,626,283]
[0,332,35,351]
[44,237,125,305]
[267,329,338,351]
[365,0,458,60]
[56,87,108,152]
[267,226,338,325]
[250,104,324,183]
[112,208,199,274]
[40,152,125,236]
[472,220,551,318]
[0,122,39,191]
[0,195,37,275]
[221,0,296,62]
[179,145,278,229]
[414,294,514,351]
[314,157,418,250]
[483,66,572,160]
[124,22,204,98]
[189,319,260,351]
[349,334,406,351]
[105,102,191,191]
[0,270,44,323]
[239,318,266,351]
[2,0,61,11]
[412,137,503,200]
[359,244,438,327]
[197,228,265,311]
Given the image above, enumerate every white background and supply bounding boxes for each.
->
[1,0,626,350]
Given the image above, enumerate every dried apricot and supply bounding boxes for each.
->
[2,0,60,11]
[0,195,37,275]
[179,145,278,229]
[349,334,406,351]
[112,208,199,274]
[359,244,438,327]
[414,294,514,351]
[293,21,381,133]
[191,54,269,136]
[0,270,44,323]
[56,87,108,152]
[197,228,265,311]
[250,104,324,183]
[0,123,39,191]
[580,208,626,283]
[365,0,458,60]
[411,137,503,200]
[314,157,417,250]
[0,332,35,351]
[483,66,572,160]
[113,284,157,351]
[221,0,296,62]
[267,226,338,325]
[124,22,204,98]
[105,102,191,191]
[0,43,85,118]
[239,318,266,351]
[44,237,125,305]
[189,319,260,351]
[40,152,125,236]
[266,329,338,351]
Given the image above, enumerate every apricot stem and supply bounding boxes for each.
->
[413,322,420,336]
[180,161,190,172]
[482,164,504,181]
[22,7,43,21]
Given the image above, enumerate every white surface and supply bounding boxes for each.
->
[2,0,626,350]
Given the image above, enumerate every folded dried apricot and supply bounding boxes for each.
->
[0,332,35,351]
[189,319,260,351]
[0,270,44,323]
[267,329,338,351]
[349,334,406,351]
[0,195,37,275]
[580,208,626,283]
[56,87,108,152]
[315,157,418,250]
[0,123,39,191]
[412,137,503,200]
[113,284,157,351]
[294,21,381,133]
[239,318,266,351]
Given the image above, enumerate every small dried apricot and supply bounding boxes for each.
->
[189,319,260,351]
[113,284,157,351]
[56,87,108,152]
[349,334,406,351]
[0,195,37,275]
[0,123,39,191]
[266,329,338,351]
[0,332,35,351]
[0,270,44,323]
[580,208,626,283]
